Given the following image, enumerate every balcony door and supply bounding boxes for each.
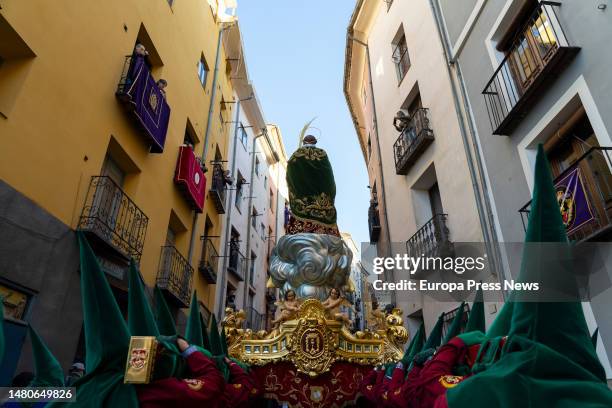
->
[96,155,126,243]
[428,183,443,218]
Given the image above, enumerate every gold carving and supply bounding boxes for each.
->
[148,91,158,110]
[124,336,158,384]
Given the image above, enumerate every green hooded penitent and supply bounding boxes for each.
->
[153,285,177,336]
[423,313,444,351]
[442,302,466,345]
[401,322,425,366]
[48,232,138,407]
[591,328,599,348]
[29,326,64,387]
[185,291,204,348]
[446,145,612,407]
[200,313,210,351]
[128,260,159,337]
[208,314,230,380]
[465,287,485,333]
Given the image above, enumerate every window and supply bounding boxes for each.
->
[251,207,257,228]
[264,176,267,190]
[384,0,394,12]
[269,189,274,211]
[255,156,260,177]
[367,134,372,160]
[260,223,265,240]
[391,31,410,83]
[184,120,197,146]
[249,252,256,286]
[239,124,248,148]
[197,55,208,87]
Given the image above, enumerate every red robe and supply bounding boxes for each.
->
[136,350,224,408]
[223,362,262,407]
[388,337,468,408]
[386,364,423,408]
[359,368,385,404]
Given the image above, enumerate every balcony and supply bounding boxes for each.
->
[227,242,246,281]
[406,214,454,263]
[368,202,381,243]
[156,245,194,308]
[483,2,580,136]
[393,108,434,175]
[198,238,218,284]
[116,55,171,153]
[246,307,265,331]
[209,162,227,214]
[519,147,612,242]
[78,176,148,261]
[175,145,206,213]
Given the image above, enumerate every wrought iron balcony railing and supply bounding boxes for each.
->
[198,238,218,284]
[406,214,454,266]
[483,2,580,135]
[246,307,265,332]
[393,108,434,175]
[519,147,612,242]
[209,162,227,214]
[227,241,246,281]
[368,202,381,243]
[116,55,171,153]
[156,245,194,308]
[78,176,148,261]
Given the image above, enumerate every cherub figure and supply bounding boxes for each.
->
[368,299,387,331]
[322,288,351,325]
[271,290,300,327]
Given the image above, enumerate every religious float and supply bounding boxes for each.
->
[220,130,408,407]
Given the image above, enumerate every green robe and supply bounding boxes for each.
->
[286,146,338,228]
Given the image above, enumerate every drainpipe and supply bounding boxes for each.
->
[428,0,506,294]
[242,128,267,311]
[348,36,396,303]
[188,24,230,265]
[214,100,242,319]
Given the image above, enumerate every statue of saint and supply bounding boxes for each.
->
[286,134,339,236]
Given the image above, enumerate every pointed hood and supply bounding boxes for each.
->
[29,326,64,387]
[485,296,514,338]
[445,146,611,407]
[509,145,604,380]
[185,291,204,348]
[401,322,425,366]
[465,288,485,333]
[154,285,177,336]
[200,313,210,351]
[128,260,159,337]
[59,232,138,407]
[220,326,229,356]
[423,313,444,350]
[209,314,223,356]
[442,302,466,345]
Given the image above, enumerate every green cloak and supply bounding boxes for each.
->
[286,146,338,227]
[465,288,485,333]
[153,285,177,336]
[49,232,138,407]
[446,145,612,407]
[128,260,159,337]
[401,322,425,366]
[442,302,466,345]
[29,326,65,387]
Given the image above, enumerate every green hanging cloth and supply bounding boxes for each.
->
[128,260,159,337]
[446,145,612,407]
[401,322,425,366]
[442,302,466,345]
[185,291,204,348]
[48,232,138,407]
[465,287,485,333]
[29,326,64,387]
[153,285,177,336]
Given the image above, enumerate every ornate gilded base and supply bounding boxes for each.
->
[225,299,408,378]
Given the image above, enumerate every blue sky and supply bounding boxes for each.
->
[237,0,370,247]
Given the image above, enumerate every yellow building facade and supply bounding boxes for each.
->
[0,0,238,378]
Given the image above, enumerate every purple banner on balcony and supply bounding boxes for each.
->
[555,167,594,234]
[124,56,170,153]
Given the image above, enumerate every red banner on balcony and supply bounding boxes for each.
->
[252,362,370,408]
[174,146,206,212]
[555,167,594,234]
